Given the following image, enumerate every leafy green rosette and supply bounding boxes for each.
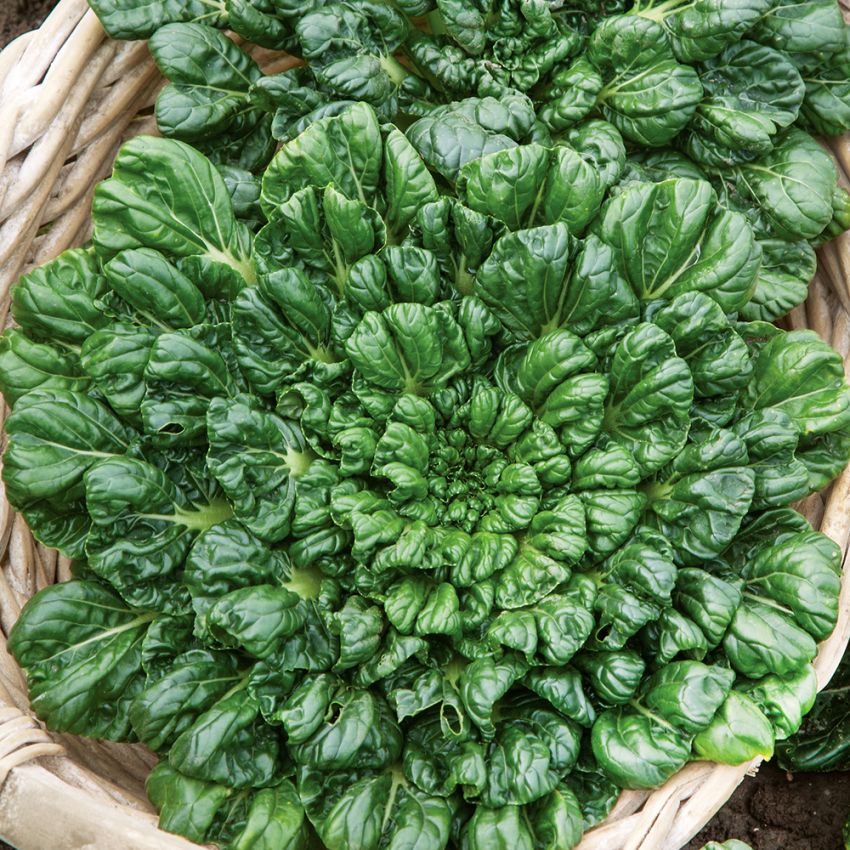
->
[1,99,848,850]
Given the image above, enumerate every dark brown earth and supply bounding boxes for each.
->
[684,763,850,849]
[1,4,848,850]
[0,0,56,47]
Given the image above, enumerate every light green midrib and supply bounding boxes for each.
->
[38,612,157,665]
[282,564,325,600]
[632,0,695,22]
[140,497,234,531]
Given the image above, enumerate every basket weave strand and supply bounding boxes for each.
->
[0,2,849,849]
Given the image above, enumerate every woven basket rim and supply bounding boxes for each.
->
[1,3,850,849]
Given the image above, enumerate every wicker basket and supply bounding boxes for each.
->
[1,2,849,848]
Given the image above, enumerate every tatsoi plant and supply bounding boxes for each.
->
[85,0,850,327]
[87,0,850,157]
[2,102,849,850]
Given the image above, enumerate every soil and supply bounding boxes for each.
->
[0,4,848,850]
[0,0,55,46]
[684,763,850,849]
